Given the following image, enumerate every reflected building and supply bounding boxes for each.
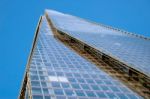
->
[19,9,150,99]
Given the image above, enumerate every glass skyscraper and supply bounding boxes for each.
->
[19,10,150,99]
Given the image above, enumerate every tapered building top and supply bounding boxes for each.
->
[46,9,150,77]
[19,9,150,99]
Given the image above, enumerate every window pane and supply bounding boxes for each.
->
[96,92,107,98]
[31,81,40,87]
[54,89,64,95]
[43,88,49,94]
[32,95,43,99]
[71,84,81,89]
[32,87,42,94]
[85,91,96,97]
[51,82,61,88]
[45,96,51,99]
[75,90,85,96]
[30,75,39,80]
[81,84,90,90]
[64,89,75,96]
[91,85,100,90]
[61,83,70,88]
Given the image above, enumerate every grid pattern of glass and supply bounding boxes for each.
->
[46,10,150,76]
[29,16,142,99]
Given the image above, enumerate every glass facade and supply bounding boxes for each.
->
[25,16,142,99]
[46,10,150,76]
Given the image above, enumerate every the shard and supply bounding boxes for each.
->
[19,9,150,99]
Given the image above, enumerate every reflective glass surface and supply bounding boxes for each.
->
[29,16,142,99]
[46,10,150,76]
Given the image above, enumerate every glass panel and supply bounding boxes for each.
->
[61,83,70,88]
[71,84,81,89]
[43,88,49,94]
[85,91,96,97]
[75,90,85,96]
[32,95,43,99]
[96,92,107,98]
[44,96,51,99]
[64,89,75,96]
[31,81,40,87]
[32,87,42,94]
[54,89,64,95]
[51,82,61,88]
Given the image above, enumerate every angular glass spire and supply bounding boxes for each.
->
[46,10,150,77]
[27,16,141,99]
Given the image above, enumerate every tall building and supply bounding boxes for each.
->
[19,10,150,99]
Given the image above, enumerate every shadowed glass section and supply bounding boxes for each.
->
[46,10,150,76]
[28,16,142,98]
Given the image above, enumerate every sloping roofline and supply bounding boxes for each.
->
[45,9,150,40]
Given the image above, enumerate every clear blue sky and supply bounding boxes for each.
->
[0,0,150,99]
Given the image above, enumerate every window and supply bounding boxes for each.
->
[31,81,40,87]
[41,82,47,87]
[64,89,75,96]
[85,91,96,97]
[99,75,107,79]
[48,72,55,76]
[51,82,61,88]
[75,90,85,96]
[40,76,47,80]
[58,77,69,82]
[81,84,90,90]
[43,88,49,94]
[95,79,103,84]
[101,85,109,91]
[86,79,95,84]
[71,84,81,89]
[56,96,66,99]
[54,89,64,95]
[30,75,39,80]
[45,96,51,99]
[83,74,90,78]
[117,93,128,99]
[73,73,81,78]
[56,72,64,76]
[32,95,43,99]
[104,80,113,85]
[48,76,58,82]
[48,76,69,82]
[38,71,44,75]
[96,92,107,98]
[77,78,85,83]
[91,85,99,90]
[68,78,77,83]
[110,86,120,92]
[106,92,117,98]
[30,70,37,75]
[61,83,70,88]
[32,87,42,94]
